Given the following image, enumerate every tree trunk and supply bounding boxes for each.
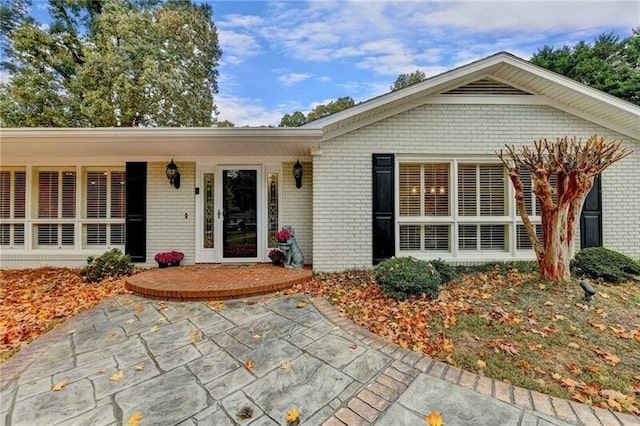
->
[538,203,571,281]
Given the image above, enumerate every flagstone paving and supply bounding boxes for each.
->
[1,294,638,426]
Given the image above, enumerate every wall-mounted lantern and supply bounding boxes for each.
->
[166,159,181,189]
[293,159,303,189]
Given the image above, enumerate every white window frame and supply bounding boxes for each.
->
[396,156,537,262]
[81,167,126,249]
[0,168,26,249]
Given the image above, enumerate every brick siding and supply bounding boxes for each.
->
[312,103,639,271]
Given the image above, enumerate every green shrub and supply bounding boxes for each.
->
[571,247,640,284]
[375,256,442,300]
[432,258,457,283]
[81,248,134,283]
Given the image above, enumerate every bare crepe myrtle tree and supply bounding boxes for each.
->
[497,135,632,282]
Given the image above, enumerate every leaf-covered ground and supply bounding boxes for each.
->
[295,269,640,415]
[0,268,131,363]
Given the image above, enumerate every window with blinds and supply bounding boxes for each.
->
[399,224,450,251]
[399,163,449,216]
[458,224,507,251]
[424,164,449,216]
[83,169,126,248]
[0,170,26,247]
[399,163,421,216]
[458,164,505,216]
[34,170,76,247]
[516,224,543,249]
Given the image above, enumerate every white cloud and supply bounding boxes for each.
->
[217,14,265,29]
[218,30,262,65]
[277,72,313,86]
[316,76,332,82]
[215,94,285,127]
[410,1,639,33]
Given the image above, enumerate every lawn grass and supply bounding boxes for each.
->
[297,266,640,415]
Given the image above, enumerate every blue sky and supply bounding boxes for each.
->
[27,1,639,126]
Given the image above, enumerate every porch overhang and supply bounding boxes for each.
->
[0,127,323,159]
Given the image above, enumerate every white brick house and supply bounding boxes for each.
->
[2,53,639,271]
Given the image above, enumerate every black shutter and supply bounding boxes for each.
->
[580,174,602,249]
[372,154,395,264]
[125,162,147,262]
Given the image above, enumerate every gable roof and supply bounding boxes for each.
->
[304,52,640,141]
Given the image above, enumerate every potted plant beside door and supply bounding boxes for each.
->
[154,251,184,268]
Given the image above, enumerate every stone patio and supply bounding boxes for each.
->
[1,293,637,425]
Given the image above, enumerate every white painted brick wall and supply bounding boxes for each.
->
[313,103,640,272]
[146,162,196,266]
[281,162,313,264]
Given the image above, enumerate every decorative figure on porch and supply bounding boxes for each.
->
[276,226,304,269]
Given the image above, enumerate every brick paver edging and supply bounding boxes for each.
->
[310,297,640,426]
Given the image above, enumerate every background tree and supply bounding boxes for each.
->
[279,111,307,127]
[279,97,355,127]
[391,70,426,91]
[216,119,235,127]
[0,0,221,127]
[531,29,640,105]
[497,136,632,282]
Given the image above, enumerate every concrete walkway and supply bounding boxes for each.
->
[1,294,638,426]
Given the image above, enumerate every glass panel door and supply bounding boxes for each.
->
[222,169,258,259]
[196,169,216,262]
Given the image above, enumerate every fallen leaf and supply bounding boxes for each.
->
[134,304,145,314]
[607,398,623,411]
[295,301,307,309]
[252,333,262,339]
[134,364,145,371]
[552,373,562,380]
[67,329,75,335]
[424,411,443,426]
[592,347,620,366]
[105,332,117,339]
[567,342,581,350]
[109,371,124,381]
[125,318,135,324]
[588,320,606,331]
[285,407,300,423]
[476,359,486,369]
[348,343,357,350]
[599,293,610,299]
[281,361,292,370]
[236,406,254,420]
[543,301,554,306]
[189,329,201,343]
[533,366,546,376]
[97,368,106,374]
[52,379,68,391]
[149,325,159,333]
[244,359,255,370]
[128,412,143,426]
[207,301,225,310]
[600,389,627,401]
[565,363,582,375]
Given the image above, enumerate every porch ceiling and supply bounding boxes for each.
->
[0,127,323,158]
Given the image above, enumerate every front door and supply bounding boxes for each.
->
[220,167,260,261]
